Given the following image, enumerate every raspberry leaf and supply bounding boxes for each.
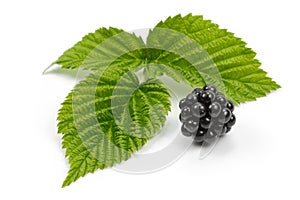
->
[58,63,171,187]
[52,27,146,70]
[146,14,280,104]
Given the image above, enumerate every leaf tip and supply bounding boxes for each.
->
[42,63,55,75]
[61,174,74,188]
[61,181,70,188]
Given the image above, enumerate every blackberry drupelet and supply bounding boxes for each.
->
[179,84,236,142]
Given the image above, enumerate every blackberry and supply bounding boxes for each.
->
[179,84,236,142]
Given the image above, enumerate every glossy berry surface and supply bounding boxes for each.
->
[200,116,211,129]
[209,102,222,117]
[217,108,232,124]
[184,118,199,133]
[181,106,192,121]
[199,90,215,104]
[226,101,235,112]
[179,84,236,142]
[203,84,217,93]
[191,102,206,118]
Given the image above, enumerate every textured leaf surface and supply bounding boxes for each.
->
[146,14,280,104]
[54,27,146,70]
[57,62,171,187]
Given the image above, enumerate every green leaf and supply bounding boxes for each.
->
[53,27,146,70]
[146,14,280,104]
[57,63,171,187]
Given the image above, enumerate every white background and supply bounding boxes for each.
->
[0,0,299,199]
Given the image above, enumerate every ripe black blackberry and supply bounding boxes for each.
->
[179,84,236,142]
